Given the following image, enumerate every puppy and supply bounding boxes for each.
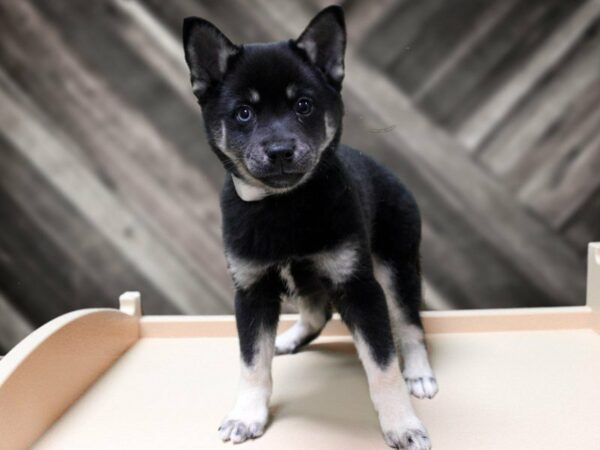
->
[183,6,437,449]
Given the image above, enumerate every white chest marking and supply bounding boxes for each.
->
[232,175,269,202]
[312,242,359,285]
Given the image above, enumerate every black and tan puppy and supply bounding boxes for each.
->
[183,6,437,449]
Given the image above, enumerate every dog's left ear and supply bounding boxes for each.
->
[296,5,346,89]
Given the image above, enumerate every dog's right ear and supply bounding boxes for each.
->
[182,17,239,101]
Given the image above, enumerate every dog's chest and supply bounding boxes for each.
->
[226,241,359,293]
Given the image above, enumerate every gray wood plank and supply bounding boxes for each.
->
[0,290,33,354]
[388,0,493,96]
[158,0,587,307]
[0,71,228,314]
[341,0,398,44]
[1,0,593,314]
[477,16,600,182]
[416,0,583,130]
[249,0,586,306]
[520,125,600,229]
[105,0,568,308]
[458,0,600,151]
[359,0,442,69]
[412,0,515,103]
[0,133,178,318]
[30,0,225,190]
[0,1,234,311]
[342,94,560,308]
[562,185,600,254]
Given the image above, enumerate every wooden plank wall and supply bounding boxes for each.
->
[0,0,597,352]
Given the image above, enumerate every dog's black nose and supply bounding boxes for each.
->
[265,142,295,164]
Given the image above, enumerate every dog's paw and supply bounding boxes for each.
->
[275,322,318,355]
[383,427,431,450]
[218,418,266,444]
[275,332,299,355]
[404,376,438,399]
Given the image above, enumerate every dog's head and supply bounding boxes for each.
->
[183,6,345,193]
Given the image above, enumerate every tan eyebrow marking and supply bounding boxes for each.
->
[248,88,260,103]
[286,84,297,100]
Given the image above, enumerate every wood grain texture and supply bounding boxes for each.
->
[0,0,597,351]
[0,290,33,355]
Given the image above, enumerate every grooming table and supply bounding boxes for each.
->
[1,244,599,450]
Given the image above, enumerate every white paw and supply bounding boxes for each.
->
[275,322,313,355]
[383,426,431,450]
[218,416,267,444]
[404,376,438,399]
[219,400,269,444]
[275,337,298,355]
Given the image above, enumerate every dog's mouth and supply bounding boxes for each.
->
[243,147,317,189]
[258,172,305,189]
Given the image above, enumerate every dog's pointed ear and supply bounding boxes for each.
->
[182,17,239,101]
[295,6,346,89]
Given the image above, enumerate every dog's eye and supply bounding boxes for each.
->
[236,106,253,123]
[295,98,313,116]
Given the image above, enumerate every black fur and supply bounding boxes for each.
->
[234,268,282,366]
[183,6,423,370]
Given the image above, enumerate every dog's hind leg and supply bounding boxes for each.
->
[335,269,431,450]
[275,293,331,355]
[373,257,438,399]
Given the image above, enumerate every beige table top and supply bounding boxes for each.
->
[33,329,600,450]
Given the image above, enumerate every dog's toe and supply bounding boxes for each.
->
[405,376,438,399]
[231,422,248,443]
[218,420,235,441]
[219,418,265,443]
[274,339,297,355]
[384,428,431,450]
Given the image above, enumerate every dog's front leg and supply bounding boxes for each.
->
[335,273,431,450]
[219,271,281,444]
